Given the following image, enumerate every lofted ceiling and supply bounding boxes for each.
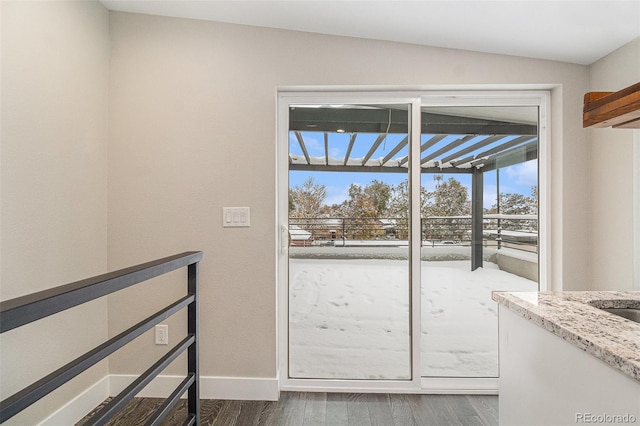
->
[100,0,640,65]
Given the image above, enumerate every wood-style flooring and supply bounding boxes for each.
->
[77,392,498,426]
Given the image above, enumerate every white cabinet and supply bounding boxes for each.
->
[498,306,640,425]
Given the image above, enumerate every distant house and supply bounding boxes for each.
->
[289,225,312,246]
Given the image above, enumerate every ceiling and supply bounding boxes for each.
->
[100,0,640,65]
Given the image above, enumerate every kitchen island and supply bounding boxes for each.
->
[492,291,640,425]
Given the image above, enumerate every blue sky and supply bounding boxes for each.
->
[289,132,538,209]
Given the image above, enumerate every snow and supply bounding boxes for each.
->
[288,258,537,379]
[483,229,537,238]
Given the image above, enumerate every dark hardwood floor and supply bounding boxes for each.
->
[77,392,498,426]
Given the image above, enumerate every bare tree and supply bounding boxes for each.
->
[289,177,327,217]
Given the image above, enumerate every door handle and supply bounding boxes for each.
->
[281,225,289,254]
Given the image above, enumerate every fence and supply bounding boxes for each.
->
[289,216,538,252]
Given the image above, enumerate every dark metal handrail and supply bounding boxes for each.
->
[0,251,203,425]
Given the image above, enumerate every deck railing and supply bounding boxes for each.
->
[0,251,203,425]
[289,216,538,252]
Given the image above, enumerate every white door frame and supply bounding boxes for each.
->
[276,88,551,394]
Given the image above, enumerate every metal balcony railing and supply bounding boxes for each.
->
[0,251,203,425]
[289,216,538,252]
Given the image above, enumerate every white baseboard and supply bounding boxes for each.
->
[420,377,499,395]
[39,376,110,426]
[37,374,278,425]
[109,374,279,401]
[200,376,280,401]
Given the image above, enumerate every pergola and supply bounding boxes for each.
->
[289,105,538,270]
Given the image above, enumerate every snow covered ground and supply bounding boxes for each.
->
[288,258,537,379]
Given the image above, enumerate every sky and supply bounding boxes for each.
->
[289,132,538,209]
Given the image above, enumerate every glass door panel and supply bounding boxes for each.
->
[419,105,540,377]
[287,103,411,380]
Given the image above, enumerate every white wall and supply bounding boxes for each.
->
[587,38,640,291]
[107,12,590,382]
[0,1,109,424]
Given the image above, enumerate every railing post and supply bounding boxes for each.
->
[187,261,200,424]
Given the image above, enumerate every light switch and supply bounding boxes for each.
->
[223,207,250,227]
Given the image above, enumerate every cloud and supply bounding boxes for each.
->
[325,185,350,206]
[303,136,324,156]
[483,184,499,209]
[329,147,342,158]
[503,160,538,187]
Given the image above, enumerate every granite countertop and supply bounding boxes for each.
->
[492,291,640,383]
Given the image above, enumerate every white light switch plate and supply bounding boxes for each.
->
[223,207,250,227]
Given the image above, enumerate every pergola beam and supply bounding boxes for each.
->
[294,131,311,165]
[290,107,537,136]
[399,134,447,166]
[343,133,357,166]
[289,163,474,174]
[478,140,538,172]
[439,134,504,164]
[362,134,387,165]
[473,135,535,161]
[421,135,475,164]
[381,136,408,165]
[324,132,329,166]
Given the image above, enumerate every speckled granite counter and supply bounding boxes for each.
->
[492,291,640,383]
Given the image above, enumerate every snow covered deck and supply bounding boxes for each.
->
[288,256,538,379]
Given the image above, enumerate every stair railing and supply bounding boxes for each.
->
[0,251,203,425]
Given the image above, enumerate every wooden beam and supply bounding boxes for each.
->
[583,82,640,128]
[584,92,612,104]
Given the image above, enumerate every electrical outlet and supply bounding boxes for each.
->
[155,324,168,345]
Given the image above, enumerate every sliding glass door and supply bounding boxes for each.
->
[419,105,541,378]
[286,102,412,380]
[278,91,548,390]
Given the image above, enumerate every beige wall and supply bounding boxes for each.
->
[1,1,109,424]
[107,12,591,380]
[587,38,640,291]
